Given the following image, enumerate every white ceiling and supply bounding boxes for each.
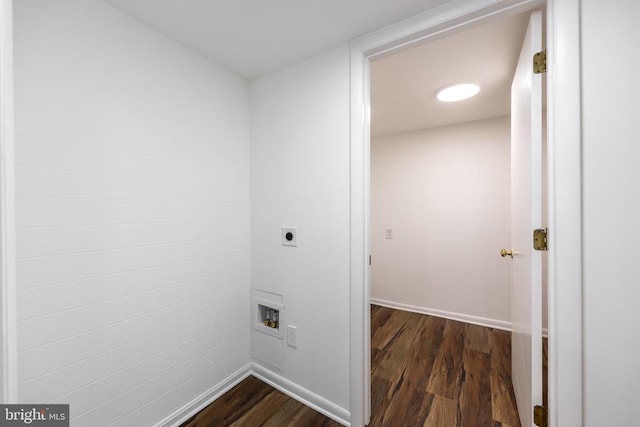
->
[371,12,529,136]
[105,1,530,135]
[106,0,452,80]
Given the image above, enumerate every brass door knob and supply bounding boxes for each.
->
[500,248,514,258]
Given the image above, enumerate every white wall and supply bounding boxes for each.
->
[250,46,351,412]
[371,117,511,326]
[581,0,640,425]
[14,1,250,425]
[0,0,13,404]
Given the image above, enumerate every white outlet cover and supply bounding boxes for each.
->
[282,227,297,247]
[287,325,297,347]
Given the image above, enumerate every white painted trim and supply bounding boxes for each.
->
[371,299,550,337]
[352,0,544,57]
[251,363,350,426]
[371,299,512,331]
[350,1,583,426]
[0,0,17,404]
[155,364,252,427]
[546,0,583,425]
[349,44,370,427]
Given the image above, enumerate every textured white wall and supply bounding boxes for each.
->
[250,46,351,411]
[14,1,250,425]
[582,0,640,425]
[0,0,13,405]
[371,117,511,325]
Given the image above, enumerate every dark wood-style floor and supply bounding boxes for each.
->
[183,305,531,426]
[181,375,341,427]
[369,305,520,426]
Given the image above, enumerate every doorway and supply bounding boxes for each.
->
[368,11,526,334]
[367,10,544,426]
[346,0,585,425]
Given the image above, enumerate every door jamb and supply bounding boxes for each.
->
[348,0,583,426]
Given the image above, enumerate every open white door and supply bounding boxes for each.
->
[510,10,543,427]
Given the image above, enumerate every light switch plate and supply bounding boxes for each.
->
[385,229,393,239]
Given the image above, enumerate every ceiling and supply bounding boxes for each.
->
[106,0,452,80]
[371,12,529,136]
[105,1,530,135]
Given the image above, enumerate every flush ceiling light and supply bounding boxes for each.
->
[436,83,480,102]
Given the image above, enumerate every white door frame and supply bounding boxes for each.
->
[348,0,583,426]
[0,0,17,404]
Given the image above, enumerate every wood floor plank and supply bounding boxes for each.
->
[370,305,390,336]
[489,329,521,427]
[402,388,436,427]
[229,389,290,426]
[286,405,342,427]
[371,303,382,317]
[426,319,466,400]
[405,315,446,391]
[369,375,392,426]
[376,362,439,426]
[181,376,272,426]
[371,347,387,372]
[423,395,458,427]
[459,349,493,427]
[371,362,413,425]
[373,313,423,382]
[465,323,490,354]
[261,397,305,427]
[371,307,412,350]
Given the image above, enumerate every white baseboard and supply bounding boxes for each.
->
[157,362,350,427]
[371,298,550,337]
[251,363,350,426]
[156,364,252,427]
[370,298,512,331]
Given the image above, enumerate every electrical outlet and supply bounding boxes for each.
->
[287,325,297,348]
[282,227,297,247]
[385,229,393,239]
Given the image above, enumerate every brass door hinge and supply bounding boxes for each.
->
[533,228,548,251]
[534,405,548,427]
[533,49,547,74]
